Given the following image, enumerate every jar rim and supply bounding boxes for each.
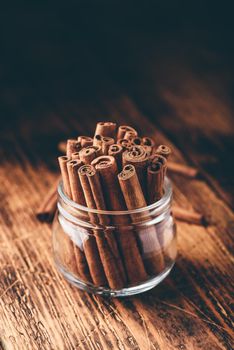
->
[58,177,172,216]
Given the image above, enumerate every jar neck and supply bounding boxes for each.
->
[57,177,173,227]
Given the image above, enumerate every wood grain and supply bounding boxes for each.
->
[0,8,234,348]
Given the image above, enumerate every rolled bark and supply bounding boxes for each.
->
[124,130,138,140]
[117,138,132,151]
[82,165,127,289]
[101,137,115,155]
[156,145,171,159]
[66,139,81,158]
[79,145,102,164]
[108,144,123,170]
[150,154,167,177]
[118,164,165,275]
[142,137,155,148]
[91,156,147,284]
[131,137,142,146]
[117,125,138,140]
[58,156,72,198]
[94,122,116,139]
[122,145,149,197]
[93,134,103,147]
[78,166,108,287]
[77,136,93,147]
[71,152,80,160]
[66,159,92,283]
[57,156,78,275]
[147,162,164,204]
[67,159,85,204]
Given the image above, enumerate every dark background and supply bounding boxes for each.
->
[1,2,234,204]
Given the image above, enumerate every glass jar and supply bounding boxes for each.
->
[52,177,177,297]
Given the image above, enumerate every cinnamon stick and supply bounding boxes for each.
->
[77,136,93,147]
[117,138,132,151]
[173,206,205,225]
[58,141,67,154]
[167,162,198,178]
[93,134,103,147]
[118,164,164,275]
[122,145,149,196]
[131,137,142,146]
[101,137,115,155]
[78,166,108,286]
[156,145,171,159]
[58,156,72,198]
[142,137,155,148]
[80,164,127,289]
[147,162,164,204]
[79,145,102,164]
[66,139,81,158]
[36,179,59,222]
[67,159,85,204]
[57,156,78,275]
[71,152,80,160]
[94,122,116,139]
[124,130,138,140]
[91,156,147,284]
[117,125,138,140]
[108,144,123,170]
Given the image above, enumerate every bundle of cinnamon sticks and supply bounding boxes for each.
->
[52,122,179,289]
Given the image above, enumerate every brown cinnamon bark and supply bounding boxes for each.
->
[94,122,116,138]
[119,164,164,275]
[124,130,138,140]
[77,136,93,147]
[67,159,85,204]
[66,139,81,158]
[150,154,167,177]
[78,166,108,286]
[142,137,155,148]
[147,162,164,204]
[173,206,205,225]
[58,141,67,154]
[117,138,132,151]
[57,156,78,275]
[36,179,59,222]
[131,137,142,146]
[122,145,149,196]
[167,162,198,178]
[108,144,123,170]
[79,145,102,164]
[156,145,171,159]
[101,137,115,155]
[117,125,138,140]
[64,159,92,283]
[91,156,147,284]
[71,152,80,160]
[58,156,72,198]
[93,134,103,147]
[80,165,127,289]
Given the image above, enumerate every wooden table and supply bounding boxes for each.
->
[0,6,234,349]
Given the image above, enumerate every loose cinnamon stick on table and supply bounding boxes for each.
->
[117,125,138,140]
[118,164,164,275]
[167,162,198,178]
[79,164,127,289]
[92,156,148,284]
[108,144,123,170]
[94,122,116,139]
[173,206,205,225]
[36,178,60,222]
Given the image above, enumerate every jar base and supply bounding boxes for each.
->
[55,260,175,297]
